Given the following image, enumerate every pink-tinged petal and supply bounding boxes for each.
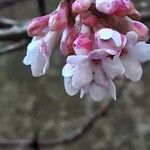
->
[67,55,88,65]
[72,61,93,88]
[108,79,116,100]
[112,31,122,47]
[23,40,49,77]
[102,56,125,79]
[74,33,93,55]
[128,42,150,62]
[128,9,141,21]
[118,17,149,41]
[121,34,127,48]
[64,77,79,96]
[96,0,117,15]
[104,48,118,55]
[72,0,93,13]
[88,49,108,60]
[121,55,142,81]
[126,31,138,46]
[93,64,108,87]
[89,83,107,101]
[23,31,59,77]
[133,21,149,41]
[81,12,98,27]
[62,64,76,78]
[60,28,70,56]
[66,26,80,53]
[96,0,136,17]
[98,28,113,40]
[49,1,68,31]
[27,15,49,37]
[113,0,135,17]
[95,28,125,54]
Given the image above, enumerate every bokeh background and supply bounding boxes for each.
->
[0,0,150,150]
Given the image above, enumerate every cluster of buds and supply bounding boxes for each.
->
[24,0,150,101]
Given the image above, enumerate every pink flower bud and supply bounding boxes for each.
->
[74,25,93,55]
[96,0,136,17]
[81,12,98,27]
[118,17,149,41]
[66,26,80,54]
[74,33,93,55]
[27,15,49,37]
[113,0,135,17]
[72,0,93,13]
[49,2,68,31]
[60,27,70,56]
[127,8,141,21]
[95,28,127,55]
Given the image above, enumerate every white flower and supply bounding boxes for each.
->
[62,55,116,101]
[120,31,150,81]
[23,31,59,77]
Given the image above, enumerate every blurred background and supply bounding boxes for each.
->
[0,0,150,150]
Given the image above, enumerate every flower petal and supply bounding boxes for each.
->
[102,56,125,79]
[104,48,118,55]
[112,31,122,47]
[88,49,108,60]
[64,77,79,96]
[121,55,142,81]
[89,83,107,101]
[128,42,150,62]
[23,40,49,77]
[80,88,86,98]
[62,64,76,77]
[108,79,116,100]
[126,31,138,46]
[72,61,93,88]
[98,28,113,40]
[67,55,88,65]
[93,64,108,87]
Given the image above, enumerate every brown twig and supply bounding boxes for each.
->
[0,17,28,41]
[0,26,27,41]
[0,81,127,149]
[0,40,27,54]
[0,101,114,148]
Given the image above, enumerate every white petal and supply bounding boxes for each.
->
[23,31,59,77]
[121,55,142,81]
[93,64,108,86]
[23,41,49,77]
[31,51,49,77]
[80,88,86,99]
[72,61,93,88]
[98,28,113,40]
[64,77,79,96]
[89,83,107,101]
[102,56,125,79]
[23,40,40,65]
[96,0,114,14]
[67,55,88,65]
[104,48,118,55]
[126,31,138,46]
[112,31,122,47]
[128,42,150,62]
[88,49,108,60]
[62,64,76,77]
[108,79,116,100]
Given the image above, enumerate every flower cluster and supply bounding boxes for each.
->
[24,0,150,101]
